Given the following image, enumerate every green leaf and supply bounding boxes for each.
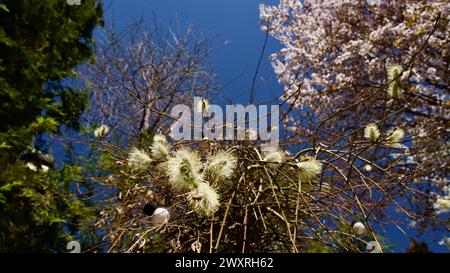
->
[0,142,12,149]
[50,218,66,224]
[0,4,10,13]
[0,180,24,192]
[36,116,59,132]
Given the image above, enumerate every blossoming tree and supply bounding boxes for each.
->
[259,0,449,246]
[81,1,449,253]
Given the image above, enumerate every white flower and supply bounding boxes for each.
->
[388,82,403,98]
[364,164,373,172]
[387,64,405,98]
[205,151,237,180]
[272,59,286,77]
[127,148,152,170]
[259,3,271,20]
[41,165,50,172]
[262,146,286,165]
[387,64,405,81]
[433,197,450,214]
[150,134,170,160]
[196,98,209,113]
[364,123,380,142]
[352,221,367,235]
[94,124,109,138]
[25,162,37,172]
[386,128,404,147]
[187,182,220,217]
[439,237,450,250]
[153,134,166,143]
[296,156,323,181]
[166,148,203,190]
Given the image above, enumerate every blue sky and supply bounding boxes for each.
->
[88,0,448,252]
[104,0,281,105]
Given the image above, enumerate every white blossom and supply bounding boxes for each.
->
[196,98,209,113]
[150,134,170,160]
[262,146,286,165]
[166,148,203,190]
[41,165,50,172]
[25,162,37,172]
[296,156,322,181]
[187,182,220,217]
[205,151,237,180]
[386,64,405,98]
[439,237,450,250]
[94,124,109,138]
[127,148,152,170]
[364,123,380,143]
[386,128,405,147]
[433,197,450,214]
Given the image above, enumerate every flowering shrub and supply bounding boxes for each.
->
[92,130,365,252]
[84,2,449,252]
[260,0,449,248]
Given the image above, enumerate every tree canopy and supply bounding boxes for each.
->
[0,0,103,252]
